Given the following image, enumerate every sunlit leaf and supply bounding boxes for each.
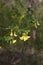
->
[20,14,25,20]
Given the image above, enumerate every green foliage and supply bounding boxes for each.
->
[0,0,41,49]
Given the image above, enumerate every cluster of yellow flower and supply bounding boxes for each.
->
[10,30,31,44]
[20,33,31,41]
[10,30,17,44]
[10,30,17,37]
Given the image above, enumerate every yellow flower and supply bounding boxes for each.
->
[23,35,31,41]
[37,21,40,26]
[12,40,16,44]
[10,40,16,44]
[20,35,31,41]
[14,32,17,37]
[34,23,37,29]
[20,36,24,40]
[10,30,13,36]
